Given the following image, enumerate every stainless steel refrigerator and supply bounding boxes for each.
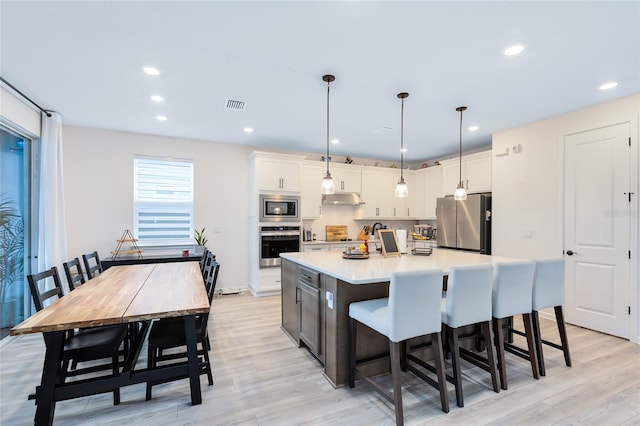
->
[436,193,491,254]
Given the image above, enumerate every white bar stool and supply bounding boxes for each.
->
[349,270,449,426]
[492,261,539,390]
[441,264,498,407]
[531,258,571,375]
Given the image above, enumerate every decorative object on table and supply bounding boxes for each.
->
[345,156,353,164]
[194,227,208,254]
[378,229,400,257]
[454,106,468,201]
[110,229,143,260]
[395,92,409,198]
[320,74,336,195]
[342,245,369,259]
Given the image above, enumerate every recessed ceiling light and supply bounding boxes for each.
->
[598,81,619,90]
[503,44,525,56]
[150,95,164,103]
[143,66,160,76]
[468,126,479,131]
[400,148,408,153]
[331,139,340,144]
[155,115,167,121]
[243,127,254,133]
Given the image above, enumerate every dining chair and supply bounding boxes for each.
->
[82,250,103,280]
[349,270,449,425]
[27,266,128,405]
[441,264,499,407]
[145,260,220,400]
[492,261,539,390]
[62,257,86,291]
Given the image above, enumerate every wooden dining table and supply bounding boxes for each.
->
[10,262,210,426]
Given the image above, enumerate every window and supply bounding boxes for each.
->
[133,156,193,245]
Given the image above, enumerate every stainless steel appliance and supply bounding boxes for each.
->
[259,194,300,222]
[436,193,491,254]
[259,225,301,267]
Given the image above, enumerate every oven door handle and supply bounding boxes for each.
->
[260,231,301,237]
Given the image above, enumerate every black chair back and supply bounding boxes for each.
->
[82,251,103,280]
[199,247,210,273]
[205,260,220,303]
[27,267,64,311]
[63,257,86,291]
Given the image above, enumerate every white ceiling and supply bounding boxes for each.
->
[1,1,638,162]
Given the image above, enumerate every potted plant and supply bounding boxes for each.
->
[0,195,25,327]
[193,227,208,255]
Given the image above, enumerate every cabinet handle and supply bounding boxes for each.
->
[407,208,410,217]
[296,287,301,303]
[466,179,469,189]
[318,206,322,215]
[393,208,396,216]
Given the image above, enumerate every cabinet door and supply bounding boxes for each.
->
[281,260,300,343]
[332,166,362,193]
[301,163,323,218]
[361,169,394,218]
[423,167,442,219]
[299,281,320,355]
[407,173,425,219]
[441,162,461,196]
[257,158,284,191]
[280,160,302,191]
[465,153,491,193]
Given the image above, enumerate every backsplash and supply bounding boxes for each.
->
[302,204,434,241]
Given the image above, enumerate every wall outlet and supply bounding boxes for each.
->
[326,291,334,309]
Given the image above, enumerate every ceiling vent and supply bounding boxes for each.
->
[225,99,246,111]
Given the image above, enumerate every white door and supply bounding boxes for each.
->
[564,122,631,338]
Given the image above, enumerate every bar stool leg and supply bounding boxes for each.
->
[431,332,450,413]
[493,317,508,390]
[348,317,357,388]
[522,313,540,379]
[554,306,572,367]
[532,310,546,376]
[390,341,404,426]
[449,327,464,407]
[481,321,499,393]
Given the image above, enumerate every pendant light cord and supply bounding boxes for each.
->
[400,96,404,180]
[459,109,462,185]
[326,79,330,176]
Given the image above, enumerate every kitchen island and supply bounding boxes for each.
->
[280,249,523,387]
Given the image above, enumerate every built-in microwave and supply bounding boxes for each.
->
[259,194,300,222]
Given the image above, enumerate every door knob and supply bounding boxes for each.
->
[566,250,577,256]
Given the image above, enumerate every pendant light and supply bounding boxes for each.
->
[394,92,409,198]
[454,106,468,201]
[320,74,336,195]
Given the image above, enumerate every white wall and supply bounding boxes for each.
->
[492,93,640,343]
[62,126,253,292]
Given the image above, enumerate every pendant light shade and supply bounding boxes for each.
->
[395,92,409,198]
[454,106,468,201]
[320,74,336,195]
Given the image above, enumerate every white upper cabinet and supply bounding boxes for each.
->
[252,153,302,192]
[422,166,443,220]
[358,168,395,219]
[441,150,491,195]
[330,164,362,193]
[300,162,324,219]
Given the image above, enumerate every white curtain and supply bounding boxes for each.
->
[38,112,67,289]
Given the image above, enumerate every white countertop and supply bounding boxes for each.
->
[281,249,526,284]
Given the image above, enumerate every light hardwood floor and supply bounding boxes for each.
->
[1,293,638,425]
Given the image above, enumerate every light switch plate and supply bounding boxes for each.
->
[326,291,334,309]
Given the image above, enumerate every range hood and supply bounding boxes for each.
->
[321,193,365,206]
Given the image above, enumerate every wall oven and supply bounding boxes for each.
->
[260,225,301,267]
[259,194,300,222]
